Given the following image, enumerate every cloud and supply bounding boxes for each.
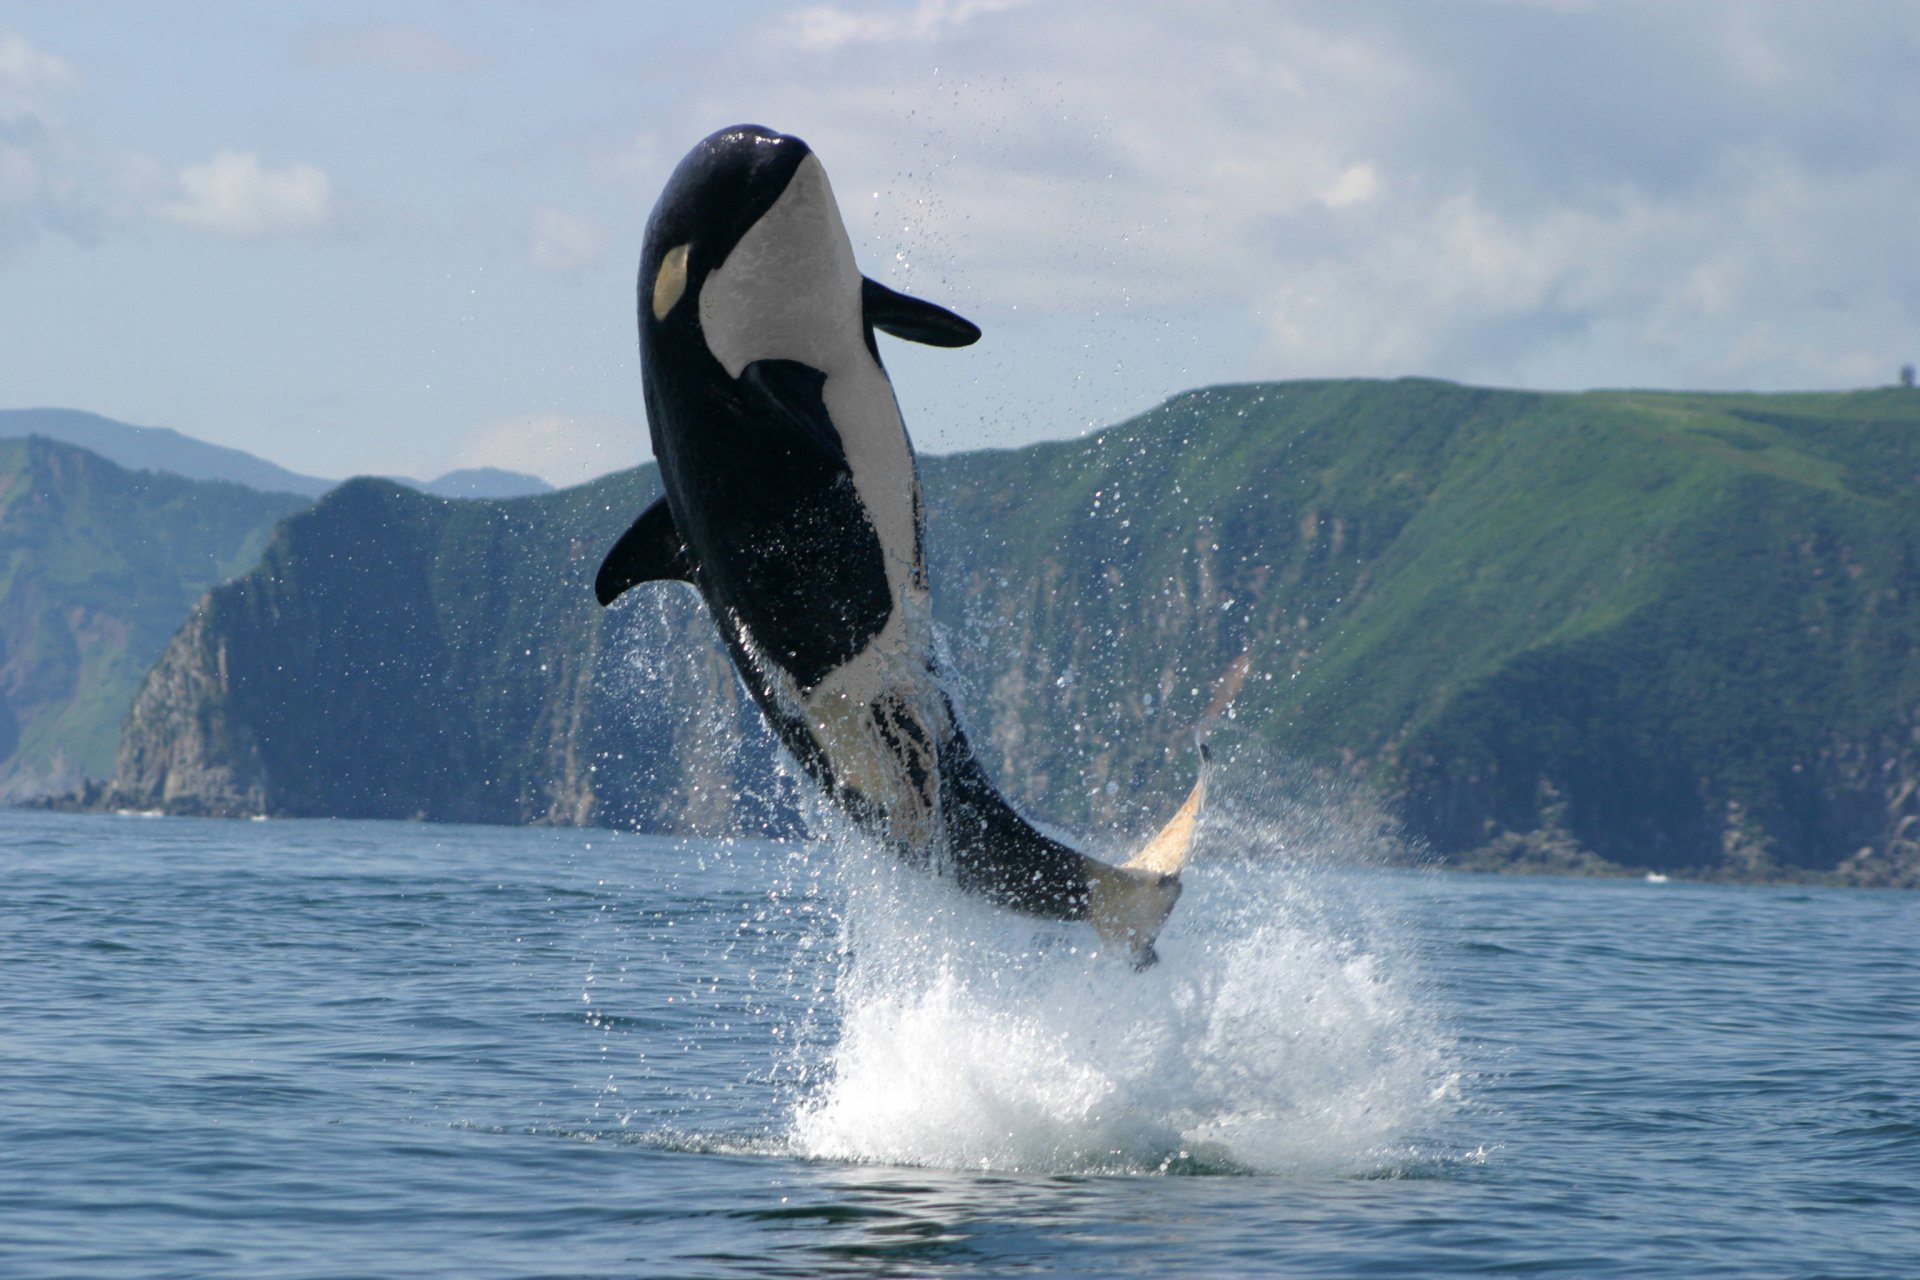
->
[530,207,608,273]
[1318,163,1379,210]
[784,0,1031,52]
[3,125,331,255]
[297,23,481,74]
[0,26,73,104]
[0,115,77,250]
[1280,153,1889,388]
[714,3,1428,311]
[691,0,1920,392]
[0,27,94,252]
[0,28,161,256]
[455,412,649,488]
[1,30,337,258]
[160,150,334,238]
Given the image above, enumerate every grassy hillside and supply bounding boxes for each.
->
[925,380,1920,881]
[97,379,1920,883]
[1393,390,1920,879]
[0,438,310,799]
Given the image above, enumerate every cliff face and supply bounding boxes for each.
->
[100,380,1920,883]
[0,437,308,801]
[111,602,269,815]
[1387,395,1920,884]
[109,473,792,834]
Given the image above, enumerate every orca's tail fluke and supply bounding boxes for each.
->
[1122,740,1209,878]
[937,729,1210,968]
[1087,741,1211,968]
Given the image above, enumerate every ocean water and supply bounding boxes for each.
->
[1,805,1914,1278]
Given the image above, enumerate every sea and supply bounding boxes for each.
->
[1,803,1915,1279]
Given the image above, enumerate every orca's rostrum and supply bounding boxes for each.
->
[596,125,1204,965]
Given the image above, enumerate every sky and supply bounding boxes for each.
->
[3,1,1918,487]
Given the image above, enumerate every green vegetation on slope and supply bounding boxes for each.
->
[1396,390,1920,880]
[112,470,793,832]
[925,380,1920,881]
[0,437,310,799]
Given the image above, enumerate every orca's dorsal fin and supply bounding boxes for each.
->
[862,276,981,348]
[595,495,693,606]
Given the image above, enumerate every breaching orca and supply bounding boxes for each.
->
[596,124,1204,965]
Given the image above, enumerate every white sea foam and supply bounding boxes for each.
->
[784,779,1455,1176]
[607,598,1454,1176]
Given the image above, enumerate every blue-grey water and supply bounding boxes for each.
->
[2,806,1915,1278]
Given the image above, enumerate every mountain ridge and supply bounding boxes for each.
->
[36,378,1920,885]
[0,408,555,499]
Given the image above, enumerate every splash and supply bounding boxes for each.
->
[784,770,1456,1176]
[598,599,1456,1177]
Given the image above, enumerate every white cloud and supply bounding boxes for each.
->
[455,412,650,488]
[1252,140,1920,390]
[0,111,162,257]
[708,2,1427,311]
[530,207,608,273]
[0,27,95,252]
[161,150,333,238]
[1,121,333,258]
[685,0,1920,393]
[1,33,337,252]
[785,0,1030,52]
[0,27,73,105]
[1319,162,1379,209]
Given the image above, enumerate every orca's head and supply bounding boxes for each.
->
[639,125,854,365]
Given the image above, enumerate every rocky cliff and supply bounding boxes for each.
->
[0,437,308,801]
[109,472,792,834]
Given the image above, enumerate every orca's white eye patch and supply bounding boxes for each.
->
[652,243,691,321]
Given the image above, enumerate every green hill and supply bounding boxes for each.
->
[0,438,310,800]
[96,380,1920,884]
[107,470,788,832]
[928,381,1920,884]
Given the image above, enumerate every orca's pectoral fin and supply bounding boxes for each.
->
[740,359,849,464]
[595,495,693,606]
[862,276,981,348]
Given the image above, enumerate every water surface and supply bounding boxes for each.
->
[1,809,1914,1277]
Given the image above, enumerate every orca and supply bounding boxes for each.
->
[596,124,1204,965]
